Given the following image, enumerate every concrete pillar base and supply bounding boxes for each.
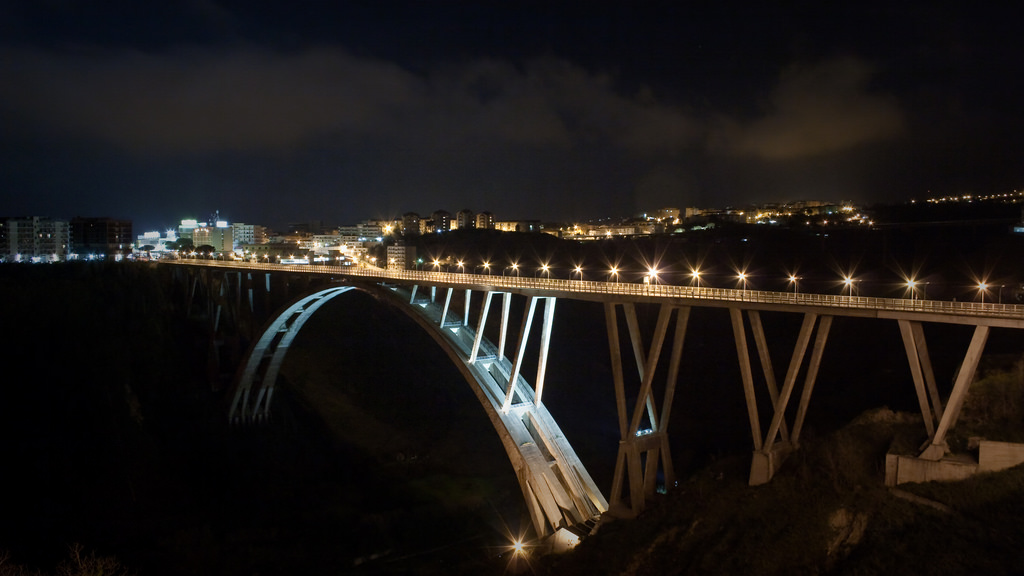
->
[884,453,977,486]
[918,442,948,461]
[749,442,794,485]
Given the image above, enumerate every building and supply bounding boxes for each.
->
[401,212,421,236]
[192,223,234,252]
[135,230,179,253]
[239,243,308,263]
[387,243,418,270]
[475,211,495,229]
[365,218,401,236]
[1,216,71,261]
[650,207,680,222]
[430,210,452,233]
[177,219,201,241]
[71,217,133,257]
[495,220,542,233]
[231,223,267,248]
[307,233,343,251]
[455,208,475,230]
[336,222,383,239]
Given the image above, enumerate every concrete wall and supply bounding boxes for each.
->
[979,440,1024,473]
[884,454,978,486]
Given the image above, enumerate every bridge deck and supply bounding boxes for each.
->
[165,260,1024,327]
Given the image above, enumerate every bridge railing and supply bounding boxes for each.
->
[164,259,1024,320]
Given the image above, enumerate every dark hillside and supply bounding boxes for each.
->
[538,406,1024,575]
[3,257,1024,575]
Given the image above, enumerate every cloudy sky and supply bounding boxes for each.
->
[1,1,1021,232]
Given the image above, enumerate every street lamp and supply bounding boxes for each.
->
[573,265,583,280]
[789,275,800,294]
[457,260,465,273]
[737,271,748,293]
[978,281,989,304]
[691,268,701,288]
[906,279,918,301]
[647,266,660,284]
[610,267,619,282]
[482,262,491,274]
[539,263,550,278]
[842,275,858,296]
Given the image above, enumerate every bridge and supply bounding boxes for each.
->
[163,259,1024,549]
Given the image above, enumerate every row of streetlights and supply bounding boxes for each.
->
[421,258,1008,302]
[185,253,1008,303]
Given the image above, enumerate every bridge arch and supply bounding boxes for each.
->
[228,280,608,543]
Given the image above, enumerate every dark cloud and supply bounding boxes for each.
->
[1,46,418,151]
[712,57,905,160]
[0,1,1021,231]
[0,44,708,227]
[0,46,697,156]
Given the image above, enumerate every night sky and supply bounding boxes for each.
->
[1,1,1022,233]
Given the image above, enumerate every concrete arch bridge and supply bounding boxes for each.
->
[164,260,1024,547]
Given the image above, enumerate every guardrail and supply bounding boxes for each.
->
[164,259,1024,320]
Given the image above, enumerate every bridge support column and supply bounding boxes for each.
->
[606,302,687,516]
[898,320,940,437]
[732,309,833,485]
[440,288,454,326]
[469,291,494,363]
[919,325,989,460]
[498,292,511,359]
[502,297,556,411]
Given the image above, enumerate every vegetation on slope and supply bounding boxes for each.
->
[536,403,1024,576]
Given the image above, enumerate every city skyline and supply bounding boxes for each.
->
[2,2,1023,234]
